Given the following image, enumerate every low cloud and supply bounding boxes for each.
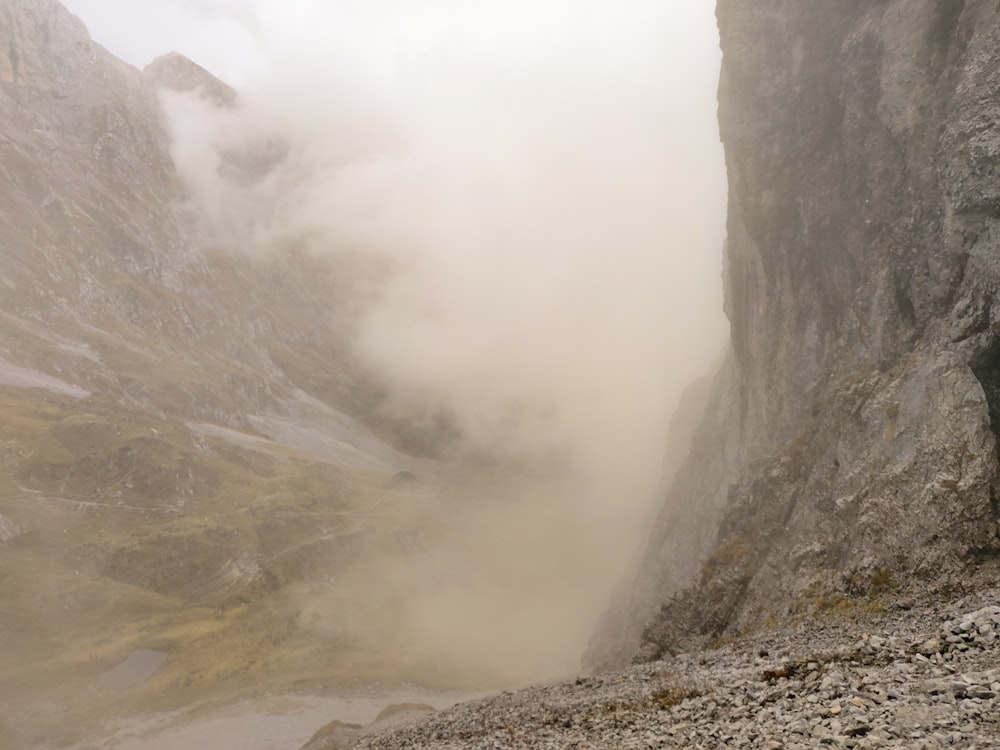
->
[161,0,728,684]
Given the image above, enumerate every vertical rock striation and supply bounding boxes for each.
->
[590,0,1000,667]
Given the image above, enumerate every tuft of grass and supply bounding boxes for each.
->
[703,533,754,577]
[650,685,703,709]
[867,568,897,599]
[601,671,705,715]
[845,568,898,601]
[791,569,898,624]
[883,402,900,441]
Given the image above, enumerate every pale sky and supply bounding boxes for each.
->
[60,1,721,91]
[61,0,265,85]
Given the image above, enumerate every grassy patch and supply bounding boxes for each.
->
[791,569,898,623]
[600,671,705,715]
[650,685,704,709]
[0,386,442,746]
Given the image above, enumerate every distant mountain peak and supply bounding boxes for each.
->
[144,51,237,107]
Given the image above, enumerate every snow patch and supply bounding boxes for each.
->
[0,359,89,398]
[0,513,23,543]
[188,392,408,473]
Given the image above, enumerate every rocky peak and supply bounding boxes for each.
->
[0,0,169,192]
[144,51,237,107]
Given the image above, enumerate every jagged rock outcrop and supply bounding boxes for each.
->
[0,0,365,424]
[2,0,100,95]
[143,51,237,107]
[590,0,1000,667]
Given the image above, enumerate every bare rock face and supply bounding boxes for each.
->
[0,0,196,323]
[144,51,237,107]
[590,0,1000,667]
[0,0,93,95]
[0,0,362,425]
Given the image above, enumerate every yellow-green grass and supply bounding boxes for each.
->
[0,386,442,747]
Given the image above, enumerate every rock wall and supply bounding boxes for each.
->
[589,0,1000,667]
[0,0,370,426]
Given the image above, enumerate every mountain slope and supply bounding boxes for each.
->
[0,2,444,745]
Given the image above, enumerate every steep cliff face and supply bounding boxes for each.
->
[591,0,1000,666]
[0,0,371,423]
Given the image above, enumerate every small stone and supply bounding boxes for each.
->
[830,704,842,715]
[762,687,785,703]
[917,638,944,656]
[966,686,996,700]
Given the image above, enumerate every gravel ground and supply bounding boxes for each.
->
[334,588,1000,749]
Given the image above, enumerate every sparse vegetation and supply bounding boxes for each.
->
[0,385,448,745]
[600,675,705,715]
[703,532,755,578]
[884,402,899,440]
[790,569,899,625]
[650,684,704,709]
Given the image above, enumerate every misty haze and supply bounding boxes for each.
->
[1,0,725,747]
[10,0,999,748]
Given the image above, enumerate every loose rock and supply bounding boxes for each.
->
[336,590,1000,749]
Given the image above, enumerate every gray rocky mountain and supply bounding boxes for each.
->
[8,0,1000,747]
[144,51,238,108]
[0,0,361,424]
[589,0,1000,667]
[0,1,433,745]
